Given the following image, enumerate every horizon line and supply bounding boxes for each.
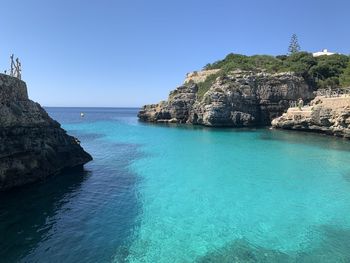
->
[43,106,141,108]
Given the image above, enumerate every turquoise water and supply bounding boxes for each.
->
[1,108,350,262]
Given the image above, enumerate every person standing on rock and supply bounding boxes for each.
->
[10,54,15,77]
[15,58,21,79]
[298,98,303,110]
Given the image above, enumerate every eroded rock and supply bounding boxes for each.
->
[272,96,350,139]
[0,73,92,191]
[139,71,314,127]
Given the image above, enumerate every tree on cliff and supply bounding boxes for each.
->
[310,54,349,88]
[288,34,301,54]
[340,61,350,88]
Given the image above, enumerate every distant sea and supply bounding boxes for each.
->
[1,107,350,262]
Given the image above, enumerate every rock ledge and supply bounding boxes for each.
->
[272,95,350,139]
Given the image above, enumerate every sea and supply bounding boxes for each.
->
[1,107,350,262]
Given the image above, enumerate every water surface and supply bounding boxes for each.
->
[1,107,350,262]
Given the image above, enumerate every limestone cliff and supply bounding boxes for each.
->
[0,73,92,191]
[271,96,350,139]
[184,69,220,84]
[138,71,315,127]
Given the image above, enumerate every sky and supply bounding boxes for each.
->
[0,0,349,107]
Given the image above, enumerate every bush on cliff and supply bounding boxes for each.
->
[339,61,350,88]
[205,54,283,73]
[284,52,316,77]
[310,54,349,88]
[197,73,222,100]
[203,52,350,90]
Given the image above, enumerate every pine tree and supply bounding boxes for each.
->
[288,34,301,54]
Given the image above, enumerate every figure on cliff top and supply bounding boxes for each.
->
[10,54,15,76]
[297,98,304,110]
[15,58,22,80]
[9,54,22,80]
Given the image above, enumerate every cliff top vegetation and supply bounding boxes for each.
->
[203,52,350,89]
[194,52,350,100]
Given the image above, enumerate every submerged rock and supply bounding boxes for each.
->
[196,239,292,263]
[271,96,350,139]
[138,71,314,127]
[196,225,350,263]
[0,73,92,191]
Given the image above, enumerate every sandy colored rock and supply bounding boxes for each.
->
[272,96,350,139]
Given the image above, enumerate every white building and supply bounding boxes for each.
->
[312,49,335,57]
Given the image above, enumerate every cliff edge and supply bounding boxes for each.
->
[271,96,350,139]
[0,73,92,191]
[138,70,315,127]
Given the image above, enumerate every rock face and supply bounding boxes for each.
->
[0,73,92,191]
[138,84,198,123]
[272,96,350,139]
[138,71,315,127]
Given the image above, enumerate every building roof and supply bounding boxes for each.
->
[313,49,335,57]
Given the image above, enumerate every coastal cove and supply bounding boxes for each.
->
[2,1,350,262]
[2,107,350,262]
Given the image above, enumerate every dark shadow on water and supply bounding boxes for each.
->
[0,167,89,262]
[0,140,144,263]
[195,225,350,263]
[196,239,292,263]
[296,225,350,263]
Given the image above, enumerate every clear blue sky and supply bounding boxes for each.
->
[0,0,349,107]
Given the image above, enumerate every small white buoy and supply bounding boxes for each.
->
[80,112,85,117]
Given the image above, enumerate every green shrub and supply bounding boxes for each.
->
[340,62,350,88]
[202,52,350,89]
[196,73,221,100]
[204,54,282,74]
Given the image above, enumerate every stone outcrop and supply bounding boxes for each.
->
[184,69,220,84]
[138,71,315,127]
[138,84,198,123]
[272,96,350,139]
[0,73,92,191]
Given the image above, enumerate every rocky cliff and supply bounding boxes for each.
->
[184,69,220,84]
[271,96,350,139]
[0,73,92,191]
[138,71,315,127]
